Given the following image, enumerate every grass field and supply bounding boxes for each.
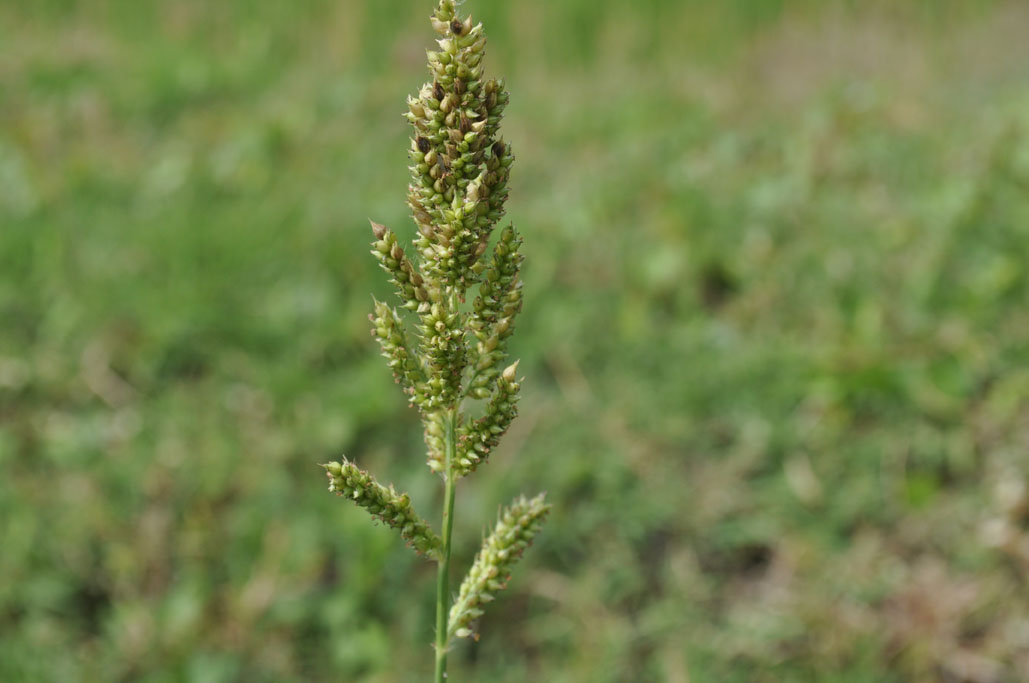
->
[2,0,1029,681]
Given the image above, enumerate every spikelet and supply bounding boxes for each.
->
[448,494,550,640]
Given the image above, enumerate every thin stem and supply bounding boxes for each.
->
[434,409,458,682]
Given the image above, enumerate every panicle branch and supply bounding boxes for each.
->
[370,299,429,410]
[370,221,430,312]
[323,459,442,559]
[447,494,550,641]
[455,361,521,477]
[466,225,523,398]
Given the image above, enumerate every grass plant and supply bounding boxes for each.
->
[2,0,1028,681]
[320,2,549,679]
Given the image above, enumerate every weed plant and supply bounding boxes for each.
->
[321,2,548,679]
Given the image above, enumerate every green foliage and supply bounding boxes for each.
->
[2,0,1028,681]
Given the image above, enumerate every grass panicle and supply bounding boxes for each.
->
[323,1,548,679]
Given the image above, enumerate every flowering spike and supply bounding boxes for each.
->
[416,303,467,410]
[371,227,427,311]
[370,299,429,409]
[466,225,523,393]
[423,411,448,473]
[406,0,511,293]
[322,459,442,559]
[455,362,521,477]
[448,494,550,640]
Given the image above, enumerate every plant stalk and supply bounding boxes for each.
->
[434,409,458,682]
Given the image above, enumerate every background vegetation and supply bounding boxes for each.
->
[2,0,1029,680]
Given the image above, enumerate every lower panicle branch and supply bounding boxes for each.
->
[323,459,442,559]
[447,493,550,642]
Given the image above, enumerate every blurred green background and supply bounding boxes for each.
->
[3,0,1029,681]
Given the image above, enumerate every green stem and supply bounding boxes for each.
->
[434,409,458,682]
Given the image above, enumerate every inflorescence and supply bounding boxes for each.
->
[320,0,549,670]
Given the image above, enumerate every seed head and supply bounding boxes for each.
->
[322,459,442,559]
[448,494,550,639]
[326,0,548,665]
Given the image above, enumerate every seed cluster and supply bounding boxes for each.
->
[456,361,520,476]
[367,0,525,468]
[406,3,513,293]
[448,494,551,640]
[324,460,441,559]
